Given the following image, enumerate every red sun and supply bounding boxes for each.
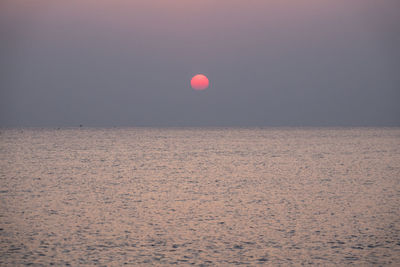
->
[191,74,209,90]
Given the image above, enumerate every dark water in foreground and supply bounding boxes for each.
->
[0,128,399,266]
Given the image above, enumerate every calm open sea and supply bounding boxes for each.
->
[0,128,399,265]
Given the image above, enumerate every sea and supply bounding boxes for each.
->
[0,127,399,266]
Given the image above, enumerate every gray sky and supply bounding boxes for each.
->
[1,0,399,127]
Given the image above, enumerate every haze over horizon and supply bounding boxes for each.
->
[1,0,399,127]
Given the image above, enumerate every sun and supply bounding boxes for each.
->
[191,74,209,90]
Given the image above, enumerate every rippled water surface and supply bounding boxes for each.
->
[1,128,400,265]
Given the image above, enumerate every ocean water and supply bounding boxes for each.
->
[0,127,399,266]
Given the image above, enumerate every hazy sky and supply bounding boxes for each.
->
[1,0,399,127]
